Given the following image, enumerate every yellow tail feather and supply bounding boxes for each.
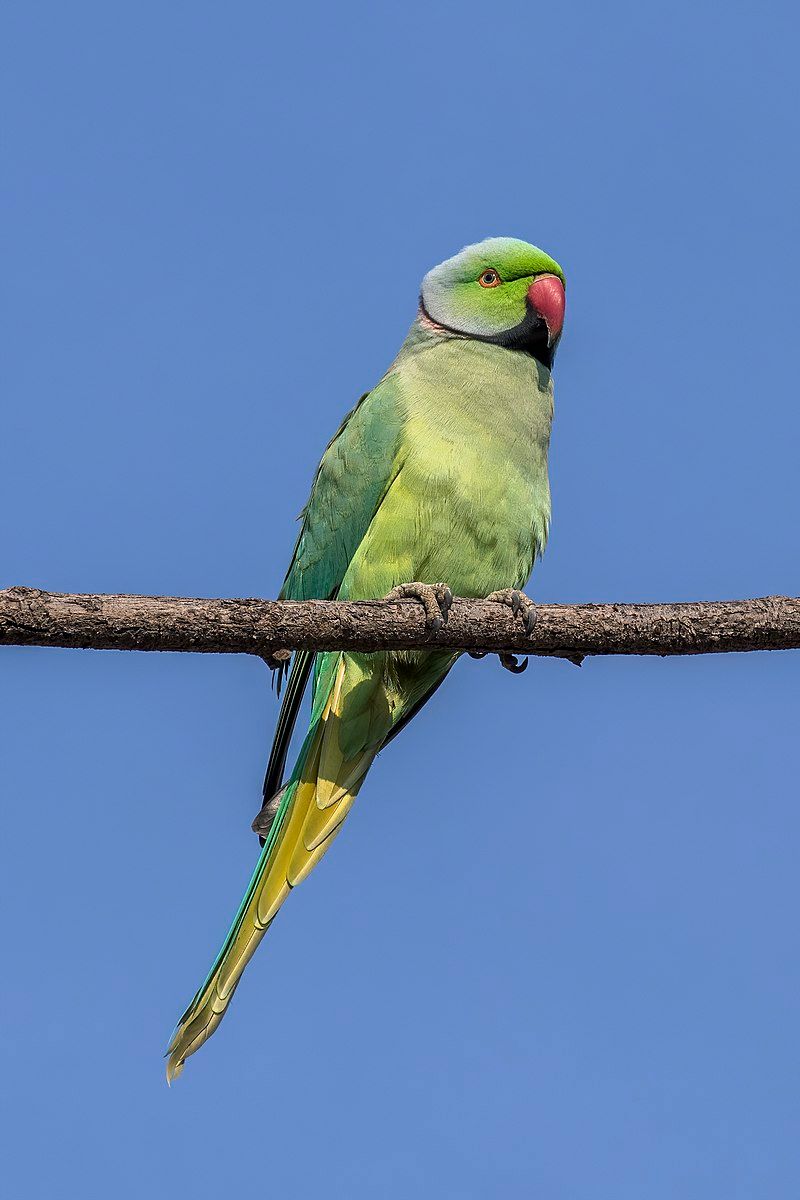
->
[165,659,374,1082]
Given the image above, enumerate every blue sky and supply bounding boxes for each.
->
[2,2,799,1196]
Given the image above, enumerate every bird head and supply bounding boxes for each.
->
[420,237,566,369]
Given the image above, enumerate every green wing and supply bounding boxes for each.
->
[259,374,406,819]
[280,375,405,602]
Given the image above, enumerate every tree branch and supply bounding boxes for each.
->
[1,586,798,661]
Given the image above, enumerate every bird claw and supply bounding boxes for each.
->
[485,588,538,636]
[483,588,537,674]
[385,581,453,632]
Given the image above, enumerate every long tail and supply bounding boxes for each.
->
[166,657,373,1081]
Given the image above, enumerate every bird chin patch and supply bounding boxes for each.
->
[492,312,557,370]
[419,297,556,370]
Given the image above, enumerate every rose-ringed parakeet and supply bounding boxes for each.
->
[166,236,566,1080]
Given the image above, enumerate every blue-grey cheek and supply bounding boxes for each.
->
[421,281,505,339]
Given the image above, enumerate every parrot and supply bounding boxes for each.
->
[166,236,566,1080]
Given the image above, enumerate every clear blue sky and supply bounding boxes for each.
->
[2,3,799,1196]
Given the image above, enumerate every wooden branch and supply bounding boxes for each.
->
[1,586,799,661]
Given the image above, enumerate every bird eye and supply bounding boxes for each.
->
[478,269,501,288]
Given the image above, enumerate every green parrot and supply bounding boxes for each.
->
[166,236,566,1080]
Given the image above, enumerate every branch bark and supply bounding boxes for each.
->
[1,586,799,660]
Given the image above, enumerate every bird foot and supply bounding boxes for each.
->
[252,785,287,841]
[485,588,538,636]
[485,588,538,674]
[262,649,292,698]
[385,581,453,631]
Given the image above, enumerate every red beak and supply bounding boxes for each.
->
[527,274,565,344]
